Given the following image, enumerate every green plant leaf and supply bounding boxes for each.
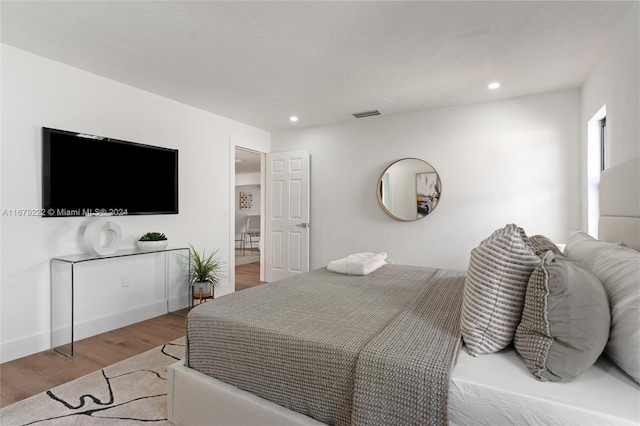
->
[139,232,167,241]
[182,244,226,288]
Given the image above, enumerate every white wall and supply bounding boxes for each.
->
[272,89,582,271]
[0,45,270,362]
[581,3,639,227]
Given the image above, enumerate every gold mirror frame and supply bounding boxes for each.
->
[377,158,442,221]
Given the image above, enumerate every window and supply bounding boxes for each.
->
[587,105,606,237]
[600,117,607,172]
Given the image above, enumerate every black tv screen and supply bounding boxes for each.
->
[42,127,178,217]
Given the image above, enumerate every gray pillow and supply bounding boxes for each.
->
[529,235,563,258]
[461,224,540,356]
[514,251,610,381]
[565,230,640,383]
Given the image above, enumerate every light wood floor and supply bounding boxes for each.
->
[0,261,264,409]
[235,260,263,291]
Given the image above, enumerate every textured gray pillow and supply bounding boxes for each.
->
[565,230,640,383]
[514,251,610,382]
[529,235,563,258]
[461,224,540,356]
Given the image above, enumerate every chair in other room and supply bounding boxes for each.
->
[244,215,260,253]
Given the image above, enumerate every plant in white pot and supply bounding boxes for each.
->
[188,245,225,303]
[137,232,168,251]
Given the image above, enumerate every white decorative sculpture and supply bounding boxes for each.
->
[84,218,122,255]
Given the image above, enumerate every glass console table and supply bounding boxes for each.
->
[51,247,189,357]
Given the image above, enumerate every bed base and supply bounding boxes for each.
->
[167,361,324,426]
[169,355,639,426]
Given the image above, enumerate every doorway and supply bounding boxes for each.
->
[234,147,264,291]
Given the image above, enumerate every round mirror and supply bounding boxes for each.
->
[377,158,442,221]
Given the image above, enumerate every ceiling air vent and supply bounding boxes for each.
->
[351,110,381,119]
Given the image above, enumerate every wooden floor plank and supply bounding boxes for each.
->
[235,261,263,291]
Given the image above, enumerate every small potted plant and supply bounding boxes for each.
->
[137,232,168,251]
[188,245,225,302]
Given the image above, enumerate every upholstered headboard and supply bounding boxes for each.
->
[598,156,640,251]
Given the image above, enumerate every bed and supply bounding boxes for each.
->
[168,156,639,425]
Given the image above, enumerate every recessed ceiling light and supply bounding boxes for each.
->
[488,82,501,90]
[290,116,298,122]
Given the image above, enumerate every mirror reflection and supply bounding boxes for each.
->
[377,158,441,221]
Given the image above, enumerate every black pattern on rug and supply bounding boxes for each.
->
[0,339,185,425]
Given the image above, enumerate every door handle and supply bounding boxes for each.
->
[296,223,310,228]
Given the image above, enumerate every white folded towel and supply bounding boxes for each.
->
[327,252,387,276]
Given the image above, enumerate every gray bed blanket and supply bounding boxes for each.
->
[186,265,466,425]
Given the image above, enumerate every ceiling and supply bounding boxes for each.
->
[0,1,633,133]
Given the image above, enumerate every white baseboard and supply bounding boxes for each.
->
[168,294,189,312]
[1,297,189,363]
[1,332,51,364]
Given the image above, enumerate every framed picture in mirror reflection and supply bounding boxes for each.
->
[416,172,440,218]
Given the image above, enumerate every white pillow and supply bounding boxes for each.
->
[564,231,640,383]
[461,224,540,356]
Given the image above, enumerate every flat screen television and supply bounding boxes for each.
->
[42,127,178,217]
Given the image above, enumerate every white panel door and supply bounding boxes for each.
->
[265,150,310,282]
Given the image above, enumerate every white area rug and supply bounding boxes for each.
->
[235,250,260,266]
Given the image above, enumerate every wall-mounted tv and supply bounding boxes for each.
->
[42,127,178,217]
